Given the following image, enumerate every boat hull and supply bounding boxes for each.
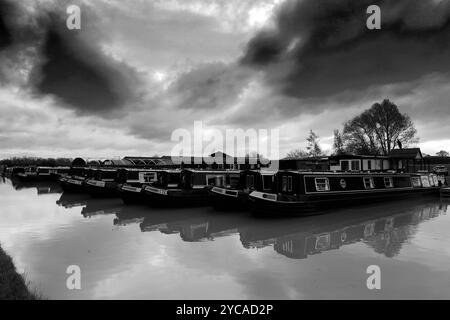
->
[141,186,210,207]
[84,180,119,198]
[60,177,86,193]
[17,173,52,182]
[208,187,250,211]
[440,187,450,197]
[118,185,146,204]
[250,187,441,216]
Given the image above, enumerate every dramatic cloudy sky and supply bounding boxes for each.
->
[0,0,449,159]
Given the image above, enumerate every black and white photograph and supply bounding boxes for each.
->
[1,0,450,308]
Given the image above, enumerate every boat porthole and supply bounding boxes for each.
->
[340,179,347,189]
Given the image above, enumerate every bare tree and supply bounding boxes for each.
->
[332,129,345,155]
[306,130,323,157]
[436,150,449,157]
[285,149,308,159]
[343,99,418,155]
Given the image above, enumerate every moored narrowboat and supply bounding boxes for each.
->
[60,167,91,193]
[17,166,54,181]
[209,170,277,210]
[84,168,119,197]
[49,167,70,180]
[249,171,441,215]
[116,168,160,204]
[4,166,25,178]
[441,187,450,197]
[141,169,230,207]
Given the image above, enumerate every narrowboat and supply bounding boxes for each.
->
[441,187,450,197]
[49,167,70,180]
[84,168,119,197]
[141,169,230,207]
[209,170,277,210]
[249,171,441,215]
[17,166,54,181]
[4,167,25,178]
[116,168,160,204]
[60,167,91,193]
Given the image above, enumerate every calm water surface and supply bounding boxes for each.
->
[1,177,450,299]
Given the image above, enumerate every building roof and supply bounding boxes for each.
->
[389,148,423,159]
[280,156,329,161]
[328,154,388,160]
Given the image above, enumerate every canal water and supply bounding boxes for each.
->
[1,177,450,299]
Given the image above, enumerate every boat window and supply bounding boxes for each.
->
[282,176,287,192]
[205,174,222,186]
[340,160,360,171]
[341,161,349,171]
[315,178,330,192]
[228,174,240,189]
[384,177,393,188]
[246,175,255,189]
[140,172,157,183]
[411,177,422,187]
[351,160,360,171]
[168,173,180,187]
[262,175,273,191]
[432,175,439,186]
[287,176,293,192]
[420,176,430,187]
[428,176,435,187]
[363,177,374,189]
[215,175,225,187]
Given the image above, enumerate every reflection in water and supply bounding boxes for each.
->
[81,198,123,218]
[112,199,446,259]
[56,192,91,208]
[9,177,63,195]
[1,177,450,299]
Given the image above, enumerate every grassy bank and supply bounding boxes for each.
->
[0,245,41,300]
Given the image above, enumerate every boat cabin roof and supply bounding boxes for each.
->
[282,170,413,176]
[181,169,240,174]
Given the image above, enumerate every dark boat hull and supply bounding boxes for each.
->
[209,187,250,211]
[118,185,146,204]
[60,177,86,193]
[250,187,441,216]
[17,173,52,182]
[84,180,119,198]
[141,186,210,207]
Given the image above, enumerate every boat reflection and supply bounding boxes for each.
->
[56,192,91,208]
[109,198,448,259]
[9,177,63,194]
[81,198,124,218]
[242,199,447,259]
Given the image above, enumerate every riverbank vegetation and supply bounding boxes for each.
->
[0,157,72,167]
[0,245,41,300]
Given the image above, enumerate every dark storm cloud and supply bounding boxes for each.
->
[0,0,142,115]
[0,0,13,49]
[242,0,450,99]
[168,62,252,110]
[35,24,141,115]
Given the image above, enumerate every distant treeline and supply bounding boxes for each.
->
[0,157,73,167]
[426,156,450,165]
